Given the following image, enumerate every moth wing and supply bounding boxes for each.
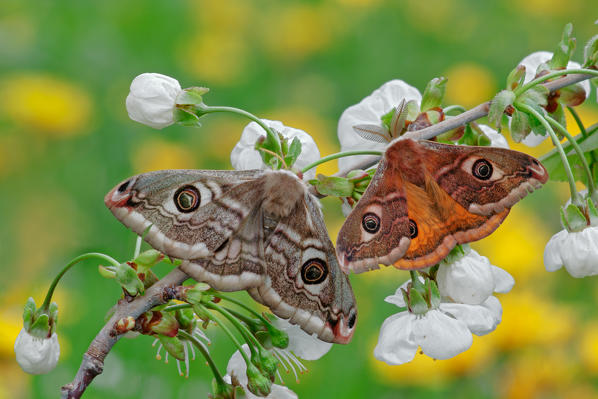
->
[249,193,357,344]
[336,156,412,274]
[337,139,548,272]
[105,169,266,260]
[417,140,548,215]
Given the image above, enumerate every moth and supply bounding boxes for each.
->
[105,169,357,344]
[336,138,549,273]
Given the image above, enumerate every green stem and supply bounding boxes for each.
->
[301,150,383,174]
[568,106,598,174]
[214,293,271,326]
[205,302,264,352]
[222,306,260,328]
[514,69,598,97]
[198,105,282,156]
[516,103,582,206]
[200,305,252,366]
[177,329,226,385]
[443,105,467,115]
[42,252,120,311]
[545,114,596,196]
[163,303,192,312]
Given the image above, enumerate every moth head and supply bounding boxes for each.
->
[105,176,138,210]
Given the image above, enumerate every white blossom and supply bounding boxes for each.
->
[478,125,509,149]
[226,345,297,399]
[337,80,421,171]
[231,119,320,180]
[437,248,514,305]
[272,318,332,361]
[126,73,182,129]
[374,282,502,365]
[517,51,590,147]
[544,226,598,278]
[14,329,60,374]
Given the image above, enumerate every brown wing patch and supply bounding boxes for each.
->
[393,178,509,270]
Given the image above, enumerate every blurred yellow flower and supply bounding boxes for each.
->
[500,350,578,399]
[0,74,92,137]
[181,31,249,85]
[579,321,598,374]
[507,0,582,17]
[0,362,29,399]
[492,291,574,350]
[132,138,197,173]
[200,118,248,166]
[472,206,548,283]
[444,63,496,108]
[260,4,336,62]
[0,310,21,358]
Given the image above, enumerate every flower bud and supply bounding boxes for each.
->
[134,249,164,270]
[246,363,272,397]
[14,329,60,374]
[115,262,145,296]
[158,334,186,361]
[126,73,182,129]
[115,316,136,334]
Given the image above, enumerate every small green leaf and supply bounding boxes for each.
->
[519,85,549,108]
[457,124,477,146]
[587,197,598,226]
[549,23,575,69]
[23,297,36,330]
[135,249,164,270]
[511,109,532,142]
[506,65,526,90]
[563,203,588,232]
[284,137,302,167]
[560,206,570,230]
[115,263,145,296]
[158,335,186,361]
[174,108,201,127]
[30,313,50,338]
[428,280,441,309]
[409,288,429,315]
[583,34,598,67]
[176,87,209,105]
[489,90,515,130]
[420,77,448,112]
[312,175,354,197]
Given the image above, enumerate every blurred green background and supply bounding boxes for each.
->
[2,1,598,398]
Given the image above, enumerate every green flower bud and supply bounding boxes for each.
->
[176,307,196,331]
[246,363,272,397]
[184,283,213,305]
[150,311,180,337]
[420,77,447,112]
[158,334,186,361]
[115,262,144,296]
[115,316,136,334]
[211,378,236,399]
[267,325,289,349]
[134,249,164,270]
[256,347,279,380]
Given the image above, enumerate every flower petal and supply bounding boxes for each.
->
[478,125,509,149]
[230,119,320,180]
[491,265,515,294]
[337,80,421,171]
[125,73,182,129]
[437,249,495,305]
[440,298,501,336]
[373,312,418,365]
[555,227,598,278]
[412,310,472,359]
[14,329,60,374]
[226,345,250,386]
[273,318,332,361]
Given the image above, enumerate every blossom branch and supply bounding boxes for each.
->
[334,72,596,177]
[60,267,189,399]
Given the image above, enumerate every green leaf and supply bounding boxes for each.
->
[174,108,201,127]
[158,335,186,361]
[519,85,549,108]
[23,297,36,330]
[408,288,428,315]
[115,263,145,296]
[312,175,354,197]
[549,23,575,69]
[510,109,532,142]
[135,249,164,270]
[489,90,515,130]
[583,34,598,67]
[30,313,50,338]
[284,137,302,168]
[457,124,477,146]
[176,87,209,105]
[587,197,598,226]
[420,77,447,112]
[563,203,587,232]
[427,280,441,309]
[507,65,526,90]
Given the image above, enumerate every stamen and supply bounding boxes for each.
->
[189,341,196,361]
[184,341,190,378]
[177,359,183,376]
[165,352,169,364]
[155,342,163,361]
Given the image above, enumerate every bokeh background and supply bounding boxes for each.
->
[2,1,598,398]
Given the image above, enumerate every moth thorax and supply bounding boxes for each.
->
[262,170,305,218]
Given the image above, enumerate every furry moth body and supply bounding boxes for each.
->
[105,169,357,344]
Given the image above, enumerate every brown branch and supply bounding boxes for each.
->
[333,73,595,176]
[60,267,189,399]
